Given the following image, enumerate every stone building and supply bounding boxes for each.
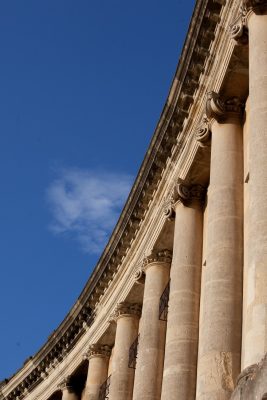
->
[1,0,267,399]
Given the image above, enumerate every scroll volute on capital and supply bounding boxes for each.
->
[195,115,211,146]
[206,91,244,122]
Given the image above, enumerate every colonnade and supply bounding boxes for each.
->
[56,3,267,400]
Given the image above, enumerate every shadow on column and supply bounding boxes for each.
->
[48,391,62,400]
[70,359,89,398]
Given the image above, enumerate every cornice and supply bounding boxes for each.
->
[1,0,227,398]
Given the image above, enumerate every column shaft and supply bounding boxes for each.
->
[132,255,170,400]
[61,388,79,400]
[243,10,267,368]
[59,377,79,400]
[196,117,243,399]
[83,345,110,400]
[161,194,204,400]
[109,303,140,400]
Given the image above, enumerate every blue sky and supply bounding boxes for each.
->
[0,0,195,380]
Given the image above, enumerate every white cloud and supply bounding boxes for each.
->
[46,168,133,254]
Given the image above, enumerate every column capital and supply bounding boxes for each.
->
[229,4,249,44]
[133,267,145,284]
[176,182,206,204]
[206,91,244,122]
[175,180,206,206]
[229,1,267,44]
[113,302,142,320]
[143,249,172,270]
[84,344,111,360]
[164,181,206,215]
[58,376,74,393]
[163,194,176,220]
[195,115,211,146]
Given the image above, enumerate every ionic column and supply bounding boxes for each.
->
[109,302,141,400]
[242,0,267,368]
[83,344,111,400]
[132,250,171,400]
[59,377,79,400]
[161,183,205,400]
[196,92,243,400]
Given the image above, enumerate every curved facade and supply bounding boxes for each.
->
[2,0,267,399]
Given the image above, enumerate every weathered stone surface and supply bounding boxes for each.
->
[132,254,171,400]
[161,185,204,400]
[108,303,140,400]
[196,95,244,400]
